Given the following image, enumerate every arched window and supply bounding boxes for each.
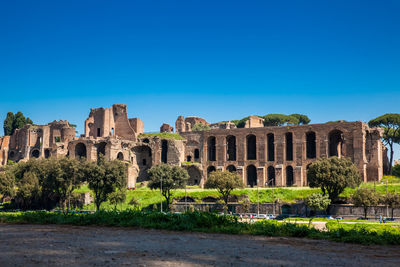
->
[267,133,274,162]
[328,130,344,157]
[306,132,316,159]
[75,143,87,159]
[186,155,192,162]
[226,135,236,161]
[31,149,40,158]
[207,136,216,161]
[285,132,293,161]
[207,166,216,177]
[226,165,236,173]
[117,152,124,161]
[246,165,257,187]
[286,166,294,187]
[267,166,275,186]
[187,166,202,186]
[161,140,168,163]
[246,134,256,160]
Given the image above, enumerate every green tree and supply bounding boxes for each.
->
[204,170,244,212]
[84,156,127,211]
[0,168,16,200]
[192,123,211,131]
[56,157,84,212]
[290,114,311,125]
[393,164,400,177]
[148,164,188,210]
[307,157,361,202]
[305,193,331,216]
[109,189,127,210]
[383,193,400,219]
[352,187,380,219]
[263,114,299,126]
[3,112,14,136]
[368,114,400,175]
[3,111,33,136]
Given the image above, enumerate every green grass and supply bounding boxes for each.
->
[74,182,400,211]
[0,210,399,245]
[283,217,400,224]
[138,133,185,140]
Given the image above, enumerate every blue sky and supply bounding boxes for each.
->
[1,0,399,159]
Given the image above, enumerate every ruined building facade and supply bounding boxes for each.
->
[0,104,386,188]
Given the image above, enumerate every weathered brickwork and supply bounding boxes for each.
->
[0,104,386,189]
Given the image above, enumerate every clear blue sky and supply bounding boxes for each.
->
[1,0,399,159]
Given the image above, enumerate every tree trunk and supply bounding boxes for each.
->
[389,145,394,175]
[392,208,394,219]
[364,206,368,219]
[96,201,101,211]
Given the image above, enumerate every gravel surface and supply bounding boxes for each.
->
[0,224,399,266]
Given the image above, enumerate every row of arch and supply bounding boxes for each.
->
[207,130,344,162]
[206,165,295,187]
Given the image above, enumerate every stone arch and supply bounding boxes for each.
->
[226,135,236,161]
[286,166,294,186]
[246,164,257,187]
[75,143,87,159]
[285,132,293,161]
[267,166,275,186]
[187,166,201,186]
[246,134,257,160]
[161,140,168,163]
[96,142,107,158]
[207,136,216,161]
[305,163,312,186]
[132,145,153,182]
[117,152,124,160]
[31,149,40,158]
[329,130,344,157]
[226,165,236,173]
[267,133,274,162]
[207,166,216,177]
[306,131,316,159]
[44,149,50,159]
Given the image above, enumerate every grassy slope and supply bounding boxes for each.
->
[77,180,400,211]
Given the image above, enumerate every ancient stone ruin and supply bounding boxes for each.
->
[0,104,387,188]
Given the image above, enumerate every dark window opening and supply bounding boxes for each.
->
[143,138,150,143]
[306,132,316,159]
[142,158,147,165]
[267,133,274,162]
[194,149,200,160]
[267,166,275,186]
[75,143,87,159]
[207,136,216,162]
[247,134,257,160]
[161,140,168,163]
[329,130,344,157]
[207,166,216,177]
[226,135,236,161]
[117,152,124,161]
[97,142,107,159]
[55,136,61,143]
[187,155,192,162]
[227,165,236,172]
[246,165,257,187]
[285,132,293,161]
[286,166,294,186]
[31,149,40,158]
[44,149,50,159]
[97,128,101,137]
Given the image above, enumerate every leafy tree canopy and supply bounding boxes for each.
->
[368,113,400,174]
[3,111,33,136]
[352,187,380,219]
[148,164,188,210]
[290,114,311,125]
[192,123,211,131]
[204,170,244,206]
[307,157,361,202]
[305,193,331,214]
[226,114,310,128]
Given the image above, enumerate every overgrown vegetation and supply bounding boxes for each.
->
[3,111,33,136]
[225,113,311,128]
[0,210,399,245]
[138,133,185,140]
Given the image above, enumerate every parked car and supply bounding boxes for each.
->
[257,214,268,219]
[316,215,335,219]
[266,214,276,219]
[274,214,290,220]
[335,216,344,220]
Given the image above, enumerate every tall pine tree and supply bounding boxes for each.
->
[3,112,33,136]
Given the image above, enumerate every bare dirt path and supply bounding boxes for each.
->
[0,224,399,267]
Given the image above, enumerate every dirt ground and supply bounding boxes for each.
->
[0,224,399,267]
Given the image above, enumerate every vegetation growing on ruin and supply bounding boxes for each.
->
[192,123,211,131]
[225,113,311,128]
[0,210,399,245]
[138,133,185,140]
